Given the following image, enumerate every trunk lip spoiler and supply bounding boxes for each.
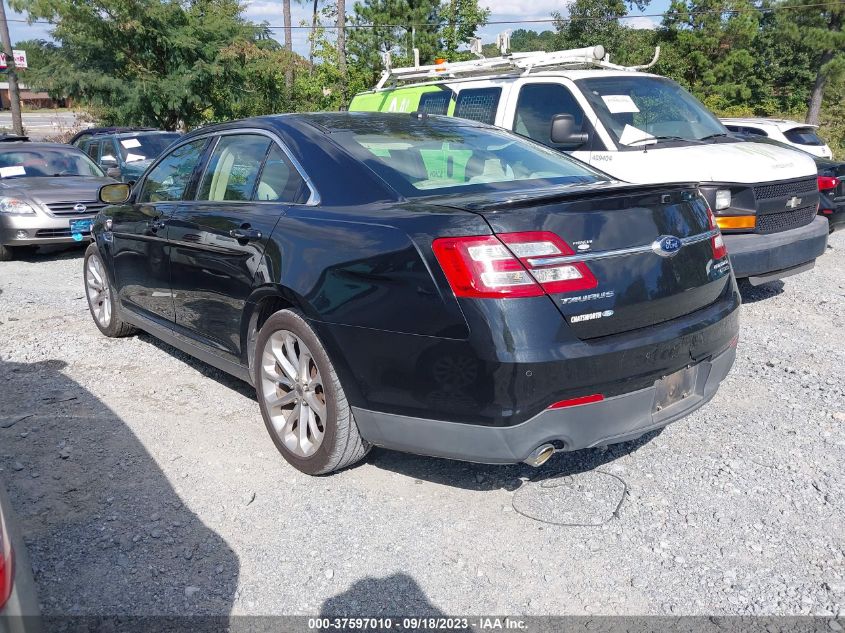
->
[526,229,719,267]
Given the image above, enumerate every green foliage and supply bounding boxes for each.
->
[442,0,490,55]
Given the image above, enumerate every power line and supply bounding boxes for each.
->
[5,0,844,30]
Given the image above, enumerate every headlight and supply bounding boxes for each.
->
[715,189,732,211]
[0,197,37,215]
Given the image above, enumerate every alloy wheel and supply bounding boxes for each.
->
[260,330,327,457]
[85,253,112,328]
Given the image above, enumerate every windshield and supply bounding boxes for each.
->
[576,76,728,147]
[0,147,104,178]
[331,122,609,198]
[116,133,181,163]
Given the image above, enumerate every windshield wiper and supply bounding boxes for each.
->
[699,133,731,141]
[625,135,705,147]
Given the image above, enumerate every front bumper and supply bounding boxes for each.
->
[0,214,95,246]
[724,215,829,281]
[352,344,736,464]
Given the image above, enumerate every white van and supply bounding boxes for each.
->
[349,46,828,284]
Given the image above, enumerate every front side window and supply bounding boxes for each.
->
[331,120,609,198]
[576,76,727,147]
[196,135,271,202]
[513,83,586,147]
[139,139,207,203]
[783,127,824,147]
[0,147,104,179]
[454,88,501,125]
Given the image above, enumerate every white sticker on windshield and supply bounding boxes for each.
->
[124,152,145,162]
[0,165,26,177]
[618,124,656,146]
[120,138,142,149]
[601,94,640,114]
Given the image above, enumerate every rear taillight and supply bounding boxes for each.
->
[548,393,604,409]
[706,206,728,260]
[432,231,597,299]
[818,175,839,191]
[0,510,13,610]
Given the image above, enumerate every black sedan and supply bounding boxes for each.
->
[731,132,845,232]
[85,112,740,474]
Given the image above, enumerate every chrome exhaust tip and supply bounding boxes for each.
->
[523,443,556,468]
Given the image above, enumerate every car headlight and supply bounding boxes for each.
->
[715,189,732,211]
[0,197,37,215]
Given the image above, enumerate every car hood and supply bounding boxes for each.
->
[586,140,818,185]
[0,176,118,204]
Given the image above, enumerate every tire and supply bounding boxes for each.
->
[83,243,136,338]
[0,244,34,261]
[255,309,370,475]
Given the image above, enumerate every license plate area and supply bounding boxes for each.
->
[653,365,699,413]
[70,219,92,234]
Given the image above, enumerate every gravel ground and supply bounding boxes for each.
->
[0,233,844,619]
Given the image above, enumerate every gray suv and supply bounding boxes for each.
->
[76,129,181,183]
[0,142,116,261]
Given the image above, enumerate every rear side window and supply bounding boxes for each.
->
[418,90,452,115]
[513,83,586,147]
[83,140,100,161]
[197,135,272,202]
[454,88,501,125]
[255,145,308,203]
[784,127,824,146]
[726,125,767,137]
[139,139,208,203]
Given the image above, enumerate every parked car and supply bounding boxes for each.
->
[730,131,845,233]
[721,118,833,159]
[0,142,117,261]
[349,46,828,286]
[67,126,157,146]
[0,481,41,633]
[74,129,181,183]
[85,112,740,474]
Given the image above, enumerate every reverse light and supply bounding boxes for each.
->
[716,215,756,230]
[0,197,36,215]
[714,189,732,211]
[432,231,597,299]
[0,508,13,610]
[706,206,728,260]
[548,394,604,409]
[818,175,840,191]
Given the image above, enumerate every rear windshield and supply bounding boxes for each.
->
[116,133,181,163]
[329,122,608,197]
[0,148,103,178]
[783,127,825,147]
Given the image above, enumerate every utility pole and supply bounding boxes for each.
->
[0,0,23,136]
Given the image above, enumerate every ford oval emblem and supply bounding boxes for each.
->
[652,235,683,258]
[73,203,87,214]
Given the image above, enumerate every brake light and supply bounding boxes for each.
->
[818,175,839,191]
[0,510,13,610]
[706,206,728,260]
[548,393,604,409]
[432,231,597,298]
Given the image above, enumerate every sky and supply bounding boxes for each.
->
[5,0,671,59]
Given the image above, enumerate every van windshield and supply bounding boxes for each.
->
[576,76,728,147]
[331,121,609,198]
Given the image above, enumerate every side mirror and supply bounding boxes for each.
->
[99,183,131,204]
[550,113,589,147]
[100,154,117,164]
[105,166,122,179]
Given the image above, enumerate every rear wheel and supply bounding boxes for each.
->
[255,309,370,475]
[84,243,136,338]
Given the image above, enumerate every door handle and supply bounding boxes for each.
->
[150,219,167,231]
[229,227,263,241]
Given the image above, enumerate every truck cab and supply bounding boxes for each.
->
[349,46,828,285]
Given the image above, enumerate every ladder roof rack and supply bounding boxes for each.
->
[374,45,661,91]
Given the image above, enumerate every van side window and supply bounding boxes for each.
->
[418,90,452,115]
[514,83,585,147]
[454,88,501,125]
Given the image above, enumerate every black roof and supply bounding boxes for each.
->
[68,126,159,144]
[0,134,29,142]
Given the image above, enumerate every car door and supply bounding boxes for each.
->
[167,131,311,362]
[109,137,209,323]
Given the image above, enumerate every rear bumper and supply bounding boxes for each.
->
[353,344,736,464]
[723,215,828,280]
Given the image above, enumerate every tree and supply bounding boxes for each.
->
[442,0,490,56]
[9,0,253,129]
[772,0,845,125]
[338,0,348,103]
[283,0,294,90]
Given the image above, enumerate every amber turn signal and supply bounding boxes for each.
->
[716,215,756,230]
